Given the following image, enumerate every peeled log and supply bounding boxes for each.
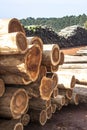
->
[0,18,25,35]
[27,36,43,51]
[0,119,23,130]
[0,32,28,54]
[0,87,28,119]
[74,84,87,103]
[0,44,42,82]
[29,109,47,126]
[42,44,60,69]
[0,78,5,97]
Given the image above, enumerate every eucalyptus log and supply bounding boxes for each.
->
[0,44,42,82]
[58,73,76,88]
[0,119,23,130]
[0,32,28,54]
[20,113,30,126]
[51,95,65,106]
[74,84,87,103]
[27,36,43,51]
[29,109,47,126]
[0,78,5,97]
[64,55,87,63]
[0,87,28,119]
[58,51,64,65]
[42,44,60,69]
[46,105,52,119]
[0,18,25,34]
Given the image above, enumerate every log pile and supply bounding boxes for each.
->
[0,18,86,130]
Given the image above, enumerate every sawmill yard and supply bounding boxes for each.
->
[0,18,87,130]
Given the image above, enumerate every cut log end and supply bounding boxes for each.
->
[0,79,5,97]
[39,110,47,126]
[71,75,76,88]
[59,51,64,65]
[51,104,57,113]
[14,123,23,130]
[40,76,54,100]
[25,45,42,81]
[46,106,52,119]
[9,18,25,34]
[51,44,60,66]
[16,32,28,52]
[66,89,72,100]
[21,114,30,126]
[11,89,28,119]
[51,64,59,73]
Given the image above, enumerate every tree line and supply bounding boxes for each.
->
[20,14,87,32]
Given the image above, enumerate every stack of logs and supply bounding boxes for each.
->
[0,18,85,130]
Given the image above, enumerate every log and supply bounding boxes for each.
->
[73,84,87,103]
[50,64,59,73]
[0,32,28,55]
[46,105,52,119]
[64,55,87,63]
[52,87,58,98]
[51,104,57,113]
[0,119,23,130]
[58,73,76,88]
[51,95,65,106]
[27,36,43,51]
[0,78,5,97]
[0,44,42,82]
[42,44,60,69]
[0,18,25,34]
[20,113,30,126]
[69,93,79,105]
[0,87,28,119]
[57,104,63,110]
[58,51,64,65]
[29,109,47,126]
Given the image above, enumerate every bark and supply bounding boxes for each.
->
[0,78,5,97]
[0,119,23,130]
[42,44,60,69]
[0,87,28,119]
[74,84,87,103]
[0,32,28,54]
[29,109,47,126]
[0,44,42,82]
[0,18,25,35]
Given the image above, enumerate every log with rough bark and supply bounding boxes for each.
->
[58,51,64,65]
[0,119,23,130]
[0,32,28,54]
[64,55,87,63]
[58,73,76,88]
[27,36,43,51]
[42,44,60,70]
[0,87,28,119]
[51,95,65,106]
[58,69,87,85]
[0,78,5,97]
[46,105,52,119]
[73,84,87,103]
[29,97,50,110]
[20,113,30,126]
[0,18,25,34]
[0,44,42,84]
[29,109,47,126]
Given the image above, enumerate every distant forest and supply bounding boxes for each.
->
[20,14,87,32]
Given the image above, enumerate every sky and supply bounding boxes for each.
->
[0,0,87,19]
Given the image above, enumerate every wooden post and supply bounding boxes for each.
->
[0,79,5,97]
[0,18,25,34]
[0,44,42,83]
[0,87,28,119]
[0,32,28,54]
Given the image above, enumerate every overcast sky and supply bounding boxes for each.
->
[0,0,87,19]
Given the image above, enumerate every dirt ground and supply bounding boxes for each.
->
[25,103,87,130]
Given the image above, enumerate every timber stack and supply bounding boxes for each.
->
[0,17,86,130]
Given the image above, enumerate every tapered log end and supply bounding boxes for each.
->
[16,32,28,53]
[51,44,60,66]
[8,18,25,34]
[11,89,28,119]
[0,79,5,97]
[39,110,47,126]
[40,76,54,100]
[26,45,42,81]
[14,123,23,130]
